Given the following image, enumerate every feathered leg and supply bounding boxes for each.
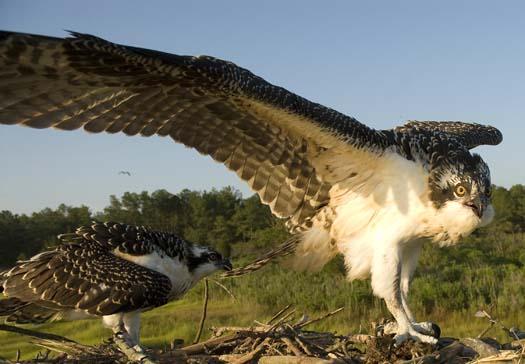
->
[400,240,421,323]
[103,313,156,363]
[399,241,441,338]
[123,312,143,351]
[371,240,437,345]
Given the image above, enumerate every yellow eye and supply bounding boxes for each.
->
[455,185,467,197]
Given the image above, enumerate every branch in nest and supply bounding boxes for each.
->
[193,278,210,344]
[112,334,156,364]
[181,334,238,355]
[267,304,293,325]
[295,307,344,329]
[231,337,271,364]
[0,324,96,355]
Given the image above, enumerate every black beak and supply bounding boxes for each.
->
[464,199,484,218]
[221,258,233,271]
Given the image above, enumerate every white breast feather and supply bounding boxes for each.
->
[113,249,194,299]
[293,150,486,281]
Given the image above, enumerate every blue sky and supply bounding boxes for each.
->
[1,0,524,214]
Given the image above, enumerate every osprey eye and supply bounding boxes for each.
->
[208,253,219,261]
[454,185,467,197]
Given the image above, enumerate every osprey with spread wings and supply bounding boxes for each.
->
[0,31,502,344]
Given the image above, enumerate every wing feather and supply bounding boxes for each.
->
[0,31,392,228]
[0,31,502,228]
[1,241,172,318]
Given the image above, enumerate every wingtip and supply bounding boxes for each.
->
[484,124,503,145]
[64,29,84,38]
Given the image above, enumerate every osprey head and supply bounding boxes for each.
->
[186,245,233,280]
[429,151,494,239]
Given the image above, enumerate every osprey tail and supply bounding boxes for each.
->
[287,228,337,272]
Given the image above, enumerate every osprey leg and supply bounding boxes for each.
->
[103,313,157,363]
[371,241,437,345]
[399,241,441,338]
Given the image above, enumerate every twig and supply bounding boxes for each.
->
[294,336,313,356]
[209,278,237,301]
[182,334,238,355]
[295,307,344,329]
[0,324,96,355]
[231,337,271,364]
[349,334,374,344]
[267,309,296,332]
[193,278,209,344]
[212,326,268,337]
[281,337,304,356]
[0,324,77,344]
[477,322,496,338]
[267,304,293,324]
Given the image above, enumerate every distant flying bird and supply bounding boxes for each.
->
[0,31,502,345]
[119,171,131,176]
[0,222,232,354]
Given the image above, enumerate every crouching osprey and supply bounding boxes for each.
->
[0,222,232,356]
[0,31,502,345]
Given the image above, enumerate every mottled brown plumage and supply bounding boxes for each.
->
[0,222,229,324]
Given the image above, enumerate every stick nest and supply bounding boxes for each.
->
[1,306,524,364]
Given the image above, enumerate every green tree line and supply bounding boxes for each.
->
[1,185,524,269]
[0,187,283,268]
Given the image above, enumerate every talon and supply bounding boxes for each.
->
[133,344,145,353]
[394,330,438,346]
[413,321,441,338]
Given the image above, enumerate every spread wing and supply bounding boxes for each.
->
[0,31,394,229]
[0,31,503,229]
[1,241,172,319]
[393,121,503,150]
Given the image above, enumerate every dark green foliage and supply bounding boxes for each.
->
[0,185,524,321]
[0,205,91,268]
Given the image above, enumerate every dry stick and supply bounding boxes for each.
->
[253,320,272,329]
[212,326,268,337]
[209,278,237,301]
[182,333,238,355]
[232,337,271,364]
[281,337,303,356]
[0,324,77,344]
[477,322,496,339]
[267,309,297,332]
[267,304,293,325]
[193,278,209,344]
[296,307,344,329]
[294,336,313,356]
[0,324,95,355]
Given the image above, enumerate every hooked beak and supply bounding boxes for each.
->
[220,258,233,271]
[464,197,484,218]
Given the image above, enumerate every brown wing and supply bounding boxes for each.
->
[1,242,172,318]
[0,31,393,229]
